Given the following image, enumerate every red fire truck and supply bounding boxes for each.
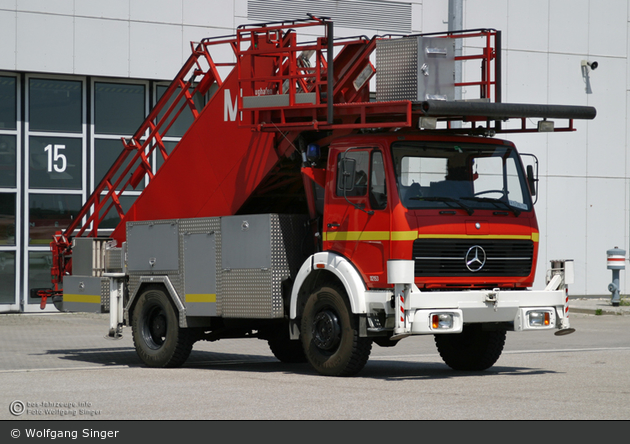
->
[36,17,595,376]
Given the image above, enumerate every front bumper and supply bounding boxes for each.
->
[365,286,571,335]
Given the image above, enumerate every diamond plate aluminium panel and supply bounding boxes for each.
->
[126,272,183,308]
[376,37,418,102]
[219,214,309,319]
[220,269,282,318]
[376,36,455,102]
[104,247,123,273]
[101,278,110,313]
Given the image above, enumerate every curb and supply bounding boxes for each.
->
[568,299,630,316]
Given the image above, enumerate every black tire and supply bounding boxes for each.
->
[373,336,399,348]
[132,286,194,368]
[268,338,308,363]
[301,284,372,376]
[434,324,506,371]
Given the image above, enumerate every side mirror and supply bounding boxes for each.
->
[526,165,536,196]
[521,153,539,205]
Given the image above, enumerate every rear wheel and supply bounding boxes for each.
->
[132,286,194,368]
[300,284,372,376]
[435,324,506,371]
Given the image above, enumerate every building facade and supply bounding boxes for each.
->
[0,0,627,312]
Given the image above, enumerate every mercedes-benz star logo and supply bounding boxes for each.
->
[465,245,486,272]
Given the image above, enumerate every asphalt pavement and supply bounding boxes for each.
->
[1,296,629,421]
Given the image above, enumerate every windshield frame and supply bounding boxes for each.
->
[391,140,533,213]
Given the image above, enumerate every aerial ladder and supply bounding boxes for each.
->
[35,17,595,377]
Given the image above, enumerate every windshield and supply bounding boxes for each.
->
[392,141,532,214]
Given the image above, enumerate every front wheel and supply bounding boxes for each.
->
[268,338,308,363]
[300,284,372,376]
[132,286,194,368]
[434,324,506,371]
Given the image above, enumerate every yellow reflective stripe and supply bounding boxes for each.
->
[324,231,540,242]
[64,294,101,304]
[185,294,217,303]
[391,231,419,241]
[324,231,390,241]
[417,234,536,241]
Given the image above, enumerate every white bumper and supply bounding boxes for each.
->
[365,286,571,335]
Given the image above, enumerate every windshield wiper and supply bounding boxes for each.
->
[462,196,521,216]
[409,196,474,215]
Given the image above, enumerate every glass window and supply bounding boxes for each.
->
[28,251,52,303]
[473,156,503,194]
[29,78,82,133]
[156,84,200,137]
[29,136,82,189]
[369,151,387,210]
[99,195,137,229]
[473,154,529,210]
[95,82,145,135]
[29,194,82,245]
[0,251,16,304]
[94,139,145,191]
[392,141,531,213]
[0,76,16,130]
[336,150,369,197]
[0,193,16,246]
[0,135,16,187]
[400,157,447,187]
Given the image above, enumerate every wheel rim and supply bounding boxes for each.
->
[142,305,167,350]
[312,309,341,351]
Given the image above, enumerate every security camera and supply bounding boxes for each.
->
[581,60,598,70]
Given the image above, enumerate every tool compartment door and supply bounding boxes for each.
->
[183,232,217,316]
[126,222,179,272]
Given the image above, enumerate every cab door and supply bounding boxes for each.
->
[323,147,390,287]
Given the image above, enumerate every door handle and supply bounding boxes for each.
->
[327,223,340,229]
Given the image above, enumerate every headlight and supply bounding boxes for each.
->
[431,313,454,330]
[528,310,551,327]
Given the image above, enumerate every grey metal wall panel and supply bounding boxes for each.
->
[183,232,217,317]
[127,221,179,272]
[417,37,455,101]
[72,237,95,276]
[221,214,272,270]
[178,217,222,316]
[62,275,104,313]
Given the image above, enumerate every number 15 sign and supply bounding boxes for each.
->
[44,144,67,173]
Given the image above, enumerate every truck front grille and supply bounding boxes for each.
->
[413,239,534,277]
